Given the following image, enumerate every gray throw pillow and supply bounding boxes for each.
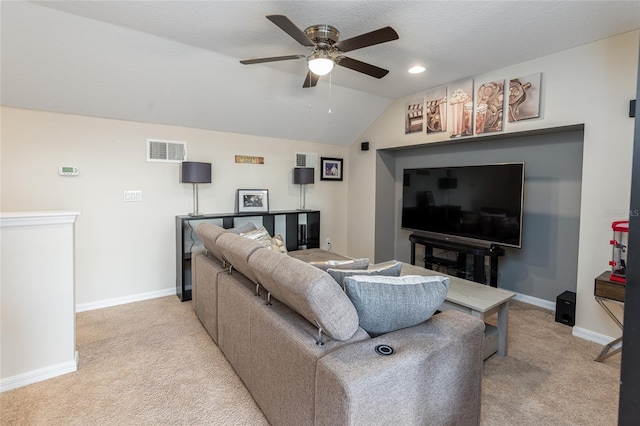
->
[327,261,403,289]
[228,222,257,234]
[309,258,370,271]
[343,275,450,337]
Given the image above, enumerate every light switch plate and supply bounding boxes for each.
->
[124,191,142,202]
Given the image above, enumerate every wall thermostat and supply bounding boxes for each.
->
[58,166,79,176]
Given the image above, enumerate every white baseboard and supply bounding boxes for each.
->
[1,351,78,392]
[512,291,556,311]
[510,291,619,345]
[76,287,176,313]
[572,326,619,346]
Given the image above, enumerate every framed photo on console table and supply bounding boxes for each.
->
[237,189,269,213]
[320,157,343,181]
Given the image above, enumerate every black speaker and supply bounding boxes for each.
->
[361,141,370,151]
[298,224,307,245]
[555,290,576,326]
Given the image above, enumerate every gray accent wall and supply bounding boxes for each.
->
[376,127,584,301]
[375,150,397,263]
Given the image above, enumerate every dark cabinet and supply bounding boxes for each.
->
[409,234,505,287]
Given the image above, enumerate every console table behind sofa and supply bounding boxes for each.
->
[176,210,320,301]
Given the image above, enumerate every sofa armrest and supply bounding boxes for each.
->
[314,310,484,426]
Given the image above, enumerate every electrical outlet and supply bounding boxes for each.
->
[326,237,331,246]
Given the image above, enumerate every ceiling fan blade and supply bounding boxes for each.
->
[303,71,319,88]
[240,55,304,65]
[336,56,389,79]
[335,26,399,53]
[266,15,315,47]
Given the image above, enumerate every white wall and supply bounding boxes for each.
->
[1,211,79,391]
[1,107,348,307]
[347,30,639,341]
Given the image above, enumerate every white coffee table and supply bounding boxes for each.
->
[399,262,515,358]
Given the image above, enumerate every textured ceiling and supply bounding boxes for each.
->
[2,1,639,145]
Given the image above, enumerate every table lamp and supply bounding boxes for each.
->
[182,161,211,216]
[293,167,314,210]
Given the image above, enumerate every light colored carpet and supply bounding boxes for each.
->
[1,297,620,425]
[481,302,619,425]
[1,296,268,425]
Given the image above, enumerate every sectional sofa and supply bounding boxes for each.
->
[192,222,484,425]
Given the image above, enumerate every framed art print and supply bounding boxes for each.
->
[425,87,447,133]
[320,157,343,181]
[508,73,541,122]
[447,79,474,138]
[475,79,505,134]
[237,189,269,213]
[405,99,424,134]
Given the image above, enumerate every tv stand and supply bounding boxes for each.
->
[409,234,505,287]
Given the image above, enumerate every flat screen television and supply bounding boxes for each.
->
[401,163,525,248]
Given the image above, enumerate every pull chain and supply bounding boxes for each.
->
[308,75,313,121]
[328,72,332,114]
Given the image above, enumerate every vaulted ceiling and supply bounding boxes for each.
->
[2,1,639,145]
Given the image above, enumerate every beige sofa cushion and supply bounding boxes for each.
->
[315,310,484,426]
[192,252,226,343]
[216,232,265,284]
[249,297,369,426]
[195,222,259,263]
[249,249,359,341]
[195,222,229,262]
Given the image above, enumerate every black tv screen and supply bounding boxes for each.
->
[401,163,525,248]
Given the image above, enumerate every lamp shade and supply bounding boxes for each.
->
[182,162,211,184]
[293,167,315,184]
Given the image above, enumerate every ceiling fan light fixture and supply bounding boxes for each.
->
[308,51,335,76]
[242,15,398,87]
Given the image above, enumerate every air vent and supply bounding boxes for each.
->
[147,139,187,162]
[295,152,317,168]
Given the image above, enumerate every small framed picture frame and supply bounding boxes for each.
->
[320,157,343,181]
[237,189,269,213]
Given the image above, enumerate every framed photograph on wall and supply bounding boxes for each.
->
[320,157,343,181]
[237,189,269,213]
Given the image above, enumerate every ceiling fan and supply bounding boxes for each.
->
[240,15,399,88]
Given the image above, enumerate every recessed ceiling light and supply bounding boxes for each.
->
[408,66,426,74]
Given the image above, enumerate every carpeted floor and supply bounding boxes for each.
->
[0,297,620,425]
[481,302,620,425]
